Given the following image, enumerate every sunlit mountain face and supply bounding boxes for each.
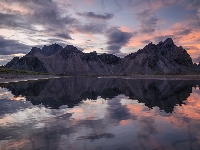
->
[1,77,200,149]
[0,0,200,65]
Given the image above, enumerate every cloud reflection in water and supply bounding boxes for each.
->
[0,77,200,149]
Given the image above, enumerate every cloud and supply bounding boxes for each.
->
[0,0,77,41]
[55,33,73,40]
[173,28,192,36]
[74,23,106,34]
[153,35,174,43]
[107,45,121,51]
[0,12,29,30]
[185,46,200,51]
[105,27,135,53]
[141,40,152,44]
[30,6,77,28]
[197,8,200,19]
[193,56,200,63]
[186,0,200,10]
[107,99,132,122]
[0,36,31,55]
[77,12,114,20]
[140,28,155,34]
[135,9,160,34]
[135,9,152,19]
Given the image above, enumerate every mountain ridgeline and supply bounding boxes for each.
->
[5,38,199,75]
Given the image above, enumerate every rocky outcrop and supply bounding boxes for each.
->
[5,56,48,73]
[27,44,63,56]
[5,38,200,75]
[31,45,120,75]
[121,38,196,75]
[193,62,200,71]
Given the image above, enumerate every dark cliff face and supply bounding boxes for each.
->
[5,57,20,68]
[41,44,63,56]
[80,52,121,65]
[122,38,195,75]
[5,56,48,73]
[1,77,197,113]
[4,38,199,75]
[59,45,83,59]
[27,44,63,56]
[194,63,200,70]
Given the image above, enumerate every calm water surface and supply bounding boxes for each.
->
[0,77,200,150]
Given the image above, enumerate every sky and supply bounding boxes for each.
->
[0,0,200,65]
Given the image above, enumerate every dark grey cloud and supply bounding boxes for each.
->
[135,9,160,34]
[55,33,73,40]
[107,45,121,51]
[141,40,152,44]
[30,7,77,28]
[140,17,159,33]
[105,27,135,53]
[77,12,114,20]
[106,99,132,122]
[0,36,31,55]
[187,0,200,10]
[174,28,192,36]
[142,17,159,27]
[140,28,155,34]
[0,0,77,40]
[26,1,77,39]
[74,23,106,34]
[0,12,29,30]
[154,27,192,44]
[135,9,151,19]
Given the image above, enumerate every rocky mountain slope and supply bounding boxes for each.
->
[121,38,196,75]
[5,38,199,75]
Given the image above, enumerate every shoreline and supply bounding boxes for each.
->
[2,74,200,83]
[98,75,200,80]
[0,74,61,83]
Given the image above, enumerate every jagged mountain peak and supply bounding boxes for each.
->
[5,38,200,75]
[59,45,83,60]
[163,38,174,45]
[62,45,81,53]
[41,43,63,56]
[27,47,41,56]
[27,44,63,56]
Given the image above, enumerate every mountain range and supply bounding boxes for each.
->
[5,38,200,75]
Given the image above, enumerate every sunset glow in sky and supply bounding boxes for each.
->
[0,0,200,65]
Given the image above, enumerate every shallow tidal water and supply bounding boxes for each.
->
[0,77,200,150]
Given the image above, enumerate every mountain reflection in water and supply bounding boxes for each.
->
[1,77,195,112]
[0,77,200,150]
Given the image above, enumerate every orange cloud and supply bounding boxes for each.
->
[119,119,132,126]
[0,2,33,14]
